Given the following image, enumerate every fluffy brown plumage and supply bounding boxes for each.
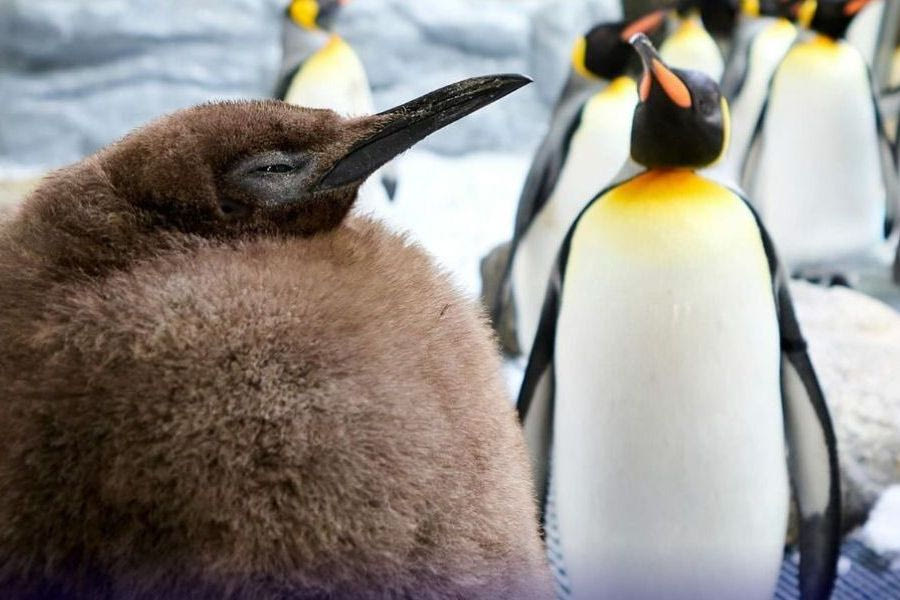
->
[0,97,551,598]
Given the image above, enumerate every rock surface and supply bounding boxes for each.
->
[0,0,622,171]
[791,280,900,527]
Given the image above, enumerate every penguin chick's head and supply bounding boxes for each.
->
[809,0,872,39]
[742,0,804,20]
[31,75,527,272]
[571,11,666,81]
[628,33,729,169]
[288,0,346,31]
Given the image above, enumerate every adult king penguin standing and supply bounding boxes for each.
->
[518,34,840,600]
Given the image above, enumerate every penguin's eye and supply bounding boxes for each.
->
[697,98,714,116]
[255,164,295,174]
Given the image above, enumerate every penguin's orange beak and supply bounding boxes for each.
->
[620,10,667,41]
[630,33,692,109]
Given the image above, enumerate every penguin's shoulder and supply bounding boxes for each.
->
[780,35,867,74]
[593,170,748,217]
[752,18,797,60]
[583,77,637,112]
[571,171,764,262]
[575,77,638,131]
[299,34,362,75]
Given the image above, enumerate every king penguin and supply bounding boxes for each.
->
[846,0,885,68]
[275,0,398,215]
[518,33,840,600]
[492,12,667,357]
[0,76,554,599]
[659,0,727,81]
[709,0,803,186]
[745,0,897,276]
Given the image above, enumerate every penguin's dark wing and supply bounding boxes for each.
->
[490,87,591,323]
[516,261,561,522]
[868,77,899,235]
[517,180,624,522]
[511,91,589,247]
[739,37,804,192]
[719,20,762,100]
[738,194,841,600]
[274,64,302,101]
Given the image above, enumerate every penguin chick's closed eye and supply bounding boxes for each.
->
[0,89,551,598]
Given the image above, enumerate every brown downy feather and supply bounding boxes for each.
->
[0,100,551,598]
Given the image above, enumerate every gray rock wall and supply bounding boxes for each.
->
[0,0,619,171]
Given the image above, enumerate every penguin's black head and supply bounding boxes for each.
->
[572,11,667,81]
[628,33,729,169]
[741,0,803,19]
[90,75,528,241]
[677,0,740,38]
[287,0,347,31]
[809,0,872,39]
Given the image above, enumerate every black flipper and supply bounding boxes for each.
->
[739,194,841,600]
[517,176,632,525]
[274,64,302,102]
[490,80,595,327]
[516,268,561,523]
[867,72,899,236]
[719,18,764,101]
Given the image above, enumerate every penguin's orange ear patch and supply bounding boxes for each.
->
[843,0,869,15]
[620,10,666,41]
[651,60,692,108]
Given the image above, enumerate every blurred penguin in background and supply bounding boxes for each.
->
[745,0,897,282]
[488,12,667,356]
[0,75,554,599]
[659,0,728,80]
[709,0,803,186]
[846,0,885,67]
[275,0,398,217]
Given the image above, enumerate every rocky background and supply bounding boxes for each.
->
[0,0,625,172]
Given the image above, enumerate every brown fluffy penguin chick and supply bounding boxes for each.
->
[0,79,552,599]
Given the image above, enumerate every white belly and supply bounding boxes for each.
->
[751,38,885,268]
[660,16,725,82]
[511,82,636,355]
[552,175,788,599]
[284,37,375,117]
[846,0,884,67]
[709,19,796,187]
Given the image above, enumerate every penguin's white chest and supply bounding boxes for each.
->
[284,35,375,117]
[553,172,788,600]
[660,17,724,81]
[709,19,796,186]
[751,37,885,267]
[512,79,637,355]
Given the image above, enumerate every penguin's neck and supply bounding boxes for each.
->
[604,75,636,95]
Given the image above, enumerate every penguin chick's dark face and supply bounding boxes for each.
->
[810,0,872,39]
[573,11,666,80]
[628,33,728,169]
[97,75,529,240]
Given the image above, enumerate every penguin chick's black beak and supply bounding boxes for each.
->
[630,33,692,109]
[315,74,532,191]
